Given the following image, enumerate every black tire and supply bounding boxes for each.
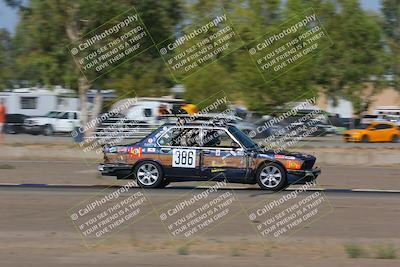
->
[361,135,369,143]
[256,162,287,191]
[43,125,53,136]
[134,161,164,188]
[4,125,16,134]
[158,179,170,188]
[392,135,399,143]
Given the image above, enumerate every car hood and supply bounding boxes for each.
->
[25,117,52,124]
[255,148,315,161]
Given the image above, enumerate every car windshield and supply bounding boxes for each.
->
[228,126,259,149]
[384,115,400,121]
[46,111,59,118]
[355,124,369,129]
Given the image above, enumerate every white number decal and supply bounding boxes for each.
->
[172,149,196,168]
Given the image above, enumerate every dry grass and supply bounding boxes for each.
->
[344,243,367,258]
[374,244,397,259]
[0,164,15,169]
[344,243,397,259]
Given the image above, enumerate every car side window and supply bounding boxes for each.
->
[375,124,391,130]
[144,108,152,117]
[203,129,240,148]
[158,128,179,146]
[178,128,202,147]
[59,112,69,119]
[158,128,202,147]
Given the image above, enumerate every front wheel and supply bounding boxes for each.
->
[256,162,287,191]
[361,135,369,143]
[392,135,399,143]
[134,161,164,188]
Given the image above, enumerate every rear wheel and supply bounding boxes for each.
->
[43,125,53,136]
[4,125,16,134]
[256,162,287,191]
[392,135,399,143]
[361,135,369,143]
[134,161,164,188]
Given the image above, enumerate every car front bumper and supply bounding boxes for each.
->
[343,134,362,142]
[287,167,321,184]
[23,125,43,133]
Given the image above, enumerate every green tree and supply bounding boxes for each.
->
[183,0,318,113]
[382,0,400,90]
[6,0,183,135]
[4,0,391,119]
[0,29,13,90]
[313,0,387,116]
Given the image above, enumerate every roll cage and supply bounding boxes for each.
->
[155,124,245,150]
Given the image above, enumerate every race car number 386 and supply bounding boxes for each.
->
[172,149,196,168]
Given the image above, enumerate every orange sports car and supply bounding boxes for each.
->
[343,122,400,143]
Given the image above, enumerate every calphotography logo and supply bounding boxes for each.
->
[3,0,398,266]
[73,91,141,164]
[156,174,243,241]
[246,181,333,242]
[67,7,154,82]
[247,8,333,83]
[156,11,244,81]
[67,181,154,248]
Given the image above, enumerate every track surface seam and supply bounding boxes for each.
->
[0,183,399,194]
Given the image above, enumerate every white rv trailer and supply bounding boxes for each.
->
[0,87,79,116]
[374,106,400,116]
[373,106,400,126]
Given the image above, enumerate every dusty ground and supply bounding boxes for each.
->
[0,139,399,266]
[0,160,399,190]
[0,187,399,267]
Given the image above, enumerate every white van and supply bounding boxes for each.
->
[24,110,81,135]
[112,97,185,124]
[373,106,400,126]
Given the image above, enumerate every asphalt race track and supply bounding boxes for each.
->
[0,160,400,267]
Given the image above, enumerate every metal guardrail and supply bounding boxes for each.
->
[84,115,247,143]
[84,115,240,143]
[89,118,162,140]
[88,115,238,141]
